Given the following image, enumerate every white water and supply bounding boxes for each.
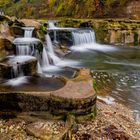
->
[8,56,36,65]
[13,38,40,45]
[3,76,28,86]
[37,62,43,74]
[13,27,51,72]
[22,27,35,38]
[41,47,50,67]
[15,44,31,55]
[48,21,57,29]
[72,30,95,45]
[71,29,119,52]
[13,27,39,56]
[45,34,61,65]
[8,56,36,78]
[48,21,77,31]
[98,96,115,105]
[71,42,118,52]
[12,64,21,78]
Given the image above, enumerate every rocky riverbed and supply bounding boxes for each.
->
[0,99,139,140]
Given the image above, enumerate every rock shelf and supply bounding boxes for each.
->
[0,69,97,121]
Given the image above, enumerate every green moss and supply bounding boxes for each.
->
[93,79,97,92]
[134,32,139,46]
[75,104,97,122]
[36,42,43,54]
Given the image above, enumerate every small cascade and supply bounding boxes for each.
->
[41,47,50,67]
[22,27,35,37]
[8,56,36,78]
[48,21,57,29]
[14,38,41,56]
[48,21,57,42]
[72,30,95,45]
[14,27,38,56]
[45,34,61,65]
[13,27,51,71]
[11,64,23,78]
[37,62,43,73]
[15,44,32,55]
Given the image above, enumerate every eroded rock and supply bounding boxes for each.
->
[19,19,41,29]
[0,37,14,59]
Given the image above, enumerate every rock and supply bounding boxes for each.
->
[0,37,14,59]
[0,21,15,58]
[54,46,70,57]
[0,128,4,133]
[126,0,140,19]
[109,29,140,45]
[26,120,65,140]
[0,56,37,79]
[0,69,96,122]
[80,133,93,140]
[0,15,11,23]
[102,125,131,139]
[0,23,11,37]
[18,19,41,29]
[10,26,24,37]
[49,69,97,121]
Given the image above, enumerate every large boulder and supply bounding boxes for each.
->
[0,37,14,59]
[49,69,96,121]
[18,19,41,29]
[0,23,11,37]
[0,15,11,24]
[0,23,14,55]
[10,26,24,37]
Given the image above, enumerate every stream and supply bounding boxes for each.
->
[66,45,140,113]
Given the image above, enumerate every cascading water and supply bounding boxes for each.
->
[45,34,61,65]
[48,21,57,42]
[22,27,35,38]
[13,27,56,73]
[12,27,41,74]
[8,56,36,78]
[41,47,50,67]
[11,64,23,78]
[15,44,32,55]
[71,29,118,52]
[72,30,95,45]
[48,21,57,29]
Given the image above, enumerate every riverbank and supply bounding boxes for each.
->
[0,99,139,140]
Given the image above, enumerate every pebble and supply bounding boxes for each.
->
[9,125,14,130]
[0,128,4,133]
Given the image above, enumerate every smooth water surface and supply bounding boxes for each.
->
[0,76,65,92]
[66,45,140,112]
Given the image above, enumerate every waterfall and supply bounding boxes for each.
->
[22,27,35,37]
[48,21,57,29]
[9,56,36,78]
[48,21,57,42]
[14,27,38,56]
[14,38,40,56]
[15,44,32,55]
[41,47,50,67]
[13,27,51,72]
[72,30,95,45]
[45,34,61,65]
[37,62,43,73]
[11,64,23,78]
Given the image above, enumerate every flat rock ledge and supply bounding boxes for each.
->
[0,69,96,122]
